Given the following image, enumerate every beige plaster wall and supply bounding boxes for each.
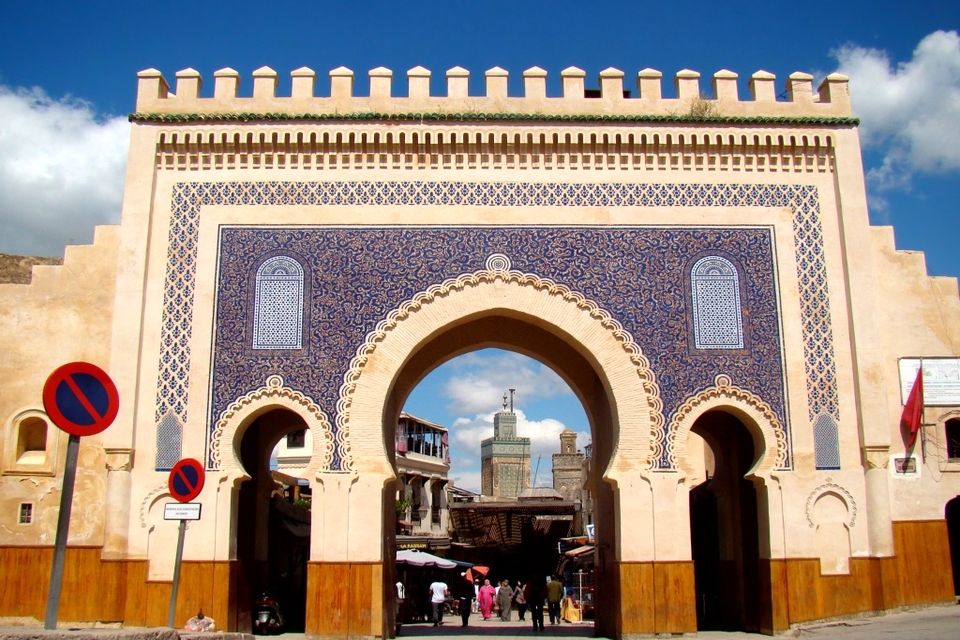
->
[869,225,960,522]
[0,225,121,545]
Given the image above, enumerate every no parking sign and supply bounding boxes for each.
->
[168,458,205,502]
[42,362,119,436]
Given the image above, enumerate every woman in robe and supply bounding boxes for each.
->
[477,579,496,620]
[560,587,581,623]
[496,580,514,621]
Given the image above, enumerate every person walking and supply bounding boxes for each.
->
[514,581,527,621]
[454,572,474,627]
[428,576,449,627]
[496,579,514,621]
[477,578,496,620]
[545,575,564,625]
[525,574,546,632]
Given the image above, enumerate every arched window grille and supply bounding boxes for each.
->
[813,414,841,469]
[691,256,744,350]
[252,256,304,350]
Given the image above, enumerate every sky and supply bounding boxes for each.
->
[1,1,958,492]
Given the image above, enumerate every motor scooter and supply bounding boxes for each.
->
[253,591,285,635]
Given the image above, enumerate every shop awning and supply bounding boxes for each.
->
[565,545,594,558]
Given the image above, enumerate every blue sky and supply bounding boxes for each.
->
[1,1,958,492]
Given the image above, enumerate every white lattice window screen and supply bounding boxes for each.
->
[156,410,183,470]
[253,256,304,350]
[813,414,841,469]
[691,256,744,349]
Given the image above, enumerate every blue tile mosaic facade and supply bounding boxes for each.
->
[154,181,838,472]
[212,225,785,470]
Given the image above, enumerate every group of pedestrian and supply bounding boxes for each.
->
[424,572,580,630]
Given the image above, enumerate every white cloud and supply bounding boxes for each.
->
[0,86,129,256]
[833,30,960,191]
[449,469,481,494]
[442,351,573,414]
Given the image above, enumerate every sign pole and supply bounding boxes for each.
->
[41,362,119,631]
[44,433,81,630]
[167,518,188,628]
[164,458,206,627]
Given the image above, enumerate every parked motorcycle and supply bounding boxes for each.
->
[253,591,285,635]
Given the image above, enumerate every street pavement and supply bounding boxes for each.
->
[1,604,957,639]
[385,604,960,639]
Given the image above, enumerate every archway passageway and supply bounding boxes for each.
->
[688,410,766,633]
[235,409,312,633]
[946,496,960,596]
[381,315,624,637]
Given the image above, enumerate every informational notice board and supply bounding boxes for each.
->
[899,357,960,406]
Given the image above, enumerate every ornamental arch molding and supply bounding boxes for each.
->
[211,374,337,479]
[338,254,664,482]
[669,374,787,484]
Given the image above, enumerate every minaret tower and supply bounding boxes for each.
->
[480,389,531,498]
[552,428,584,502]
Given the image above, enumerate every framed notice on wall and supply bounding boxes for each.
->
[898,357,960,406]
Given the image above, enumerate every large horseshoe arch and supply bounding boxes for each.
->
[338,273,664,637]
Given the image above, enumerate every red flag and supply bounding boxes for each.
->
[902,366,924,448]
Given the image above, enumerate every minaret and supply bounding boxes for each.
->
[552,428,584,502]
[480,389,531,498]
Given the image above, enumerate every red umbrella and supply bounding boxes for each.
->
[465,565,490,582]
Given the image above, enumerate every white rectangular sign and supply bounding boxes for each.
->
[899,358,960,406]
[164,503,202,521]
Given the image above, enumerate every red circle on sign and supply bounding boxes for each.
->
[169,458,206,503]
[42,362,119,437]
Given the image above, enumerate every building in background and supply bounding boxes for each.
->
[480,391,531,499]
[395,412,451,549]
[552,428,584,504]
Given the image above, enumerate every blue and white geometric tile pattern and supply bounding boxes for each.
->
[154,181,838,471]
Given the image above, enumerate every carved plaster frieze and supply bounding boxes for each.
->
[805,479,857,528]
[139,484,169,530]
[105,448,135,472]
[667,374,788,471]
[210,374,337,472]
[862,445,890,470]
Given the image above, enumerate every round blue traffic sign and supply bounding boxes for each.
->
[42,362,119,437]
[169,458,205,503]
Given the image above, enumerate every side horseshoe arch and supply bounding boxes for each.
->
[668,374,787,483]
[210,374,337,478]
[336,253,665,481]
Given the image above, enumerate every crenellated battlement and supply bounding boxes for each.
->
[133,65,853,120]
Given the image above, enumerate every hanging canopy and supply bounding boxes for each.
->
[396,549,458,569]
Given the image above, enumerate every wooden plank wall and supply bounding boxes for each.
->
[0,526,954,635]
[893,520,955,605]
[618,562,654,634]
[771,520,954,627]
[306,562,382,637]
[0,546,52,619]
[618,562,696,635]
[0,547,235,630]
[759,559,789,634]
[653,562,697,633]
[784,558,885,623]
